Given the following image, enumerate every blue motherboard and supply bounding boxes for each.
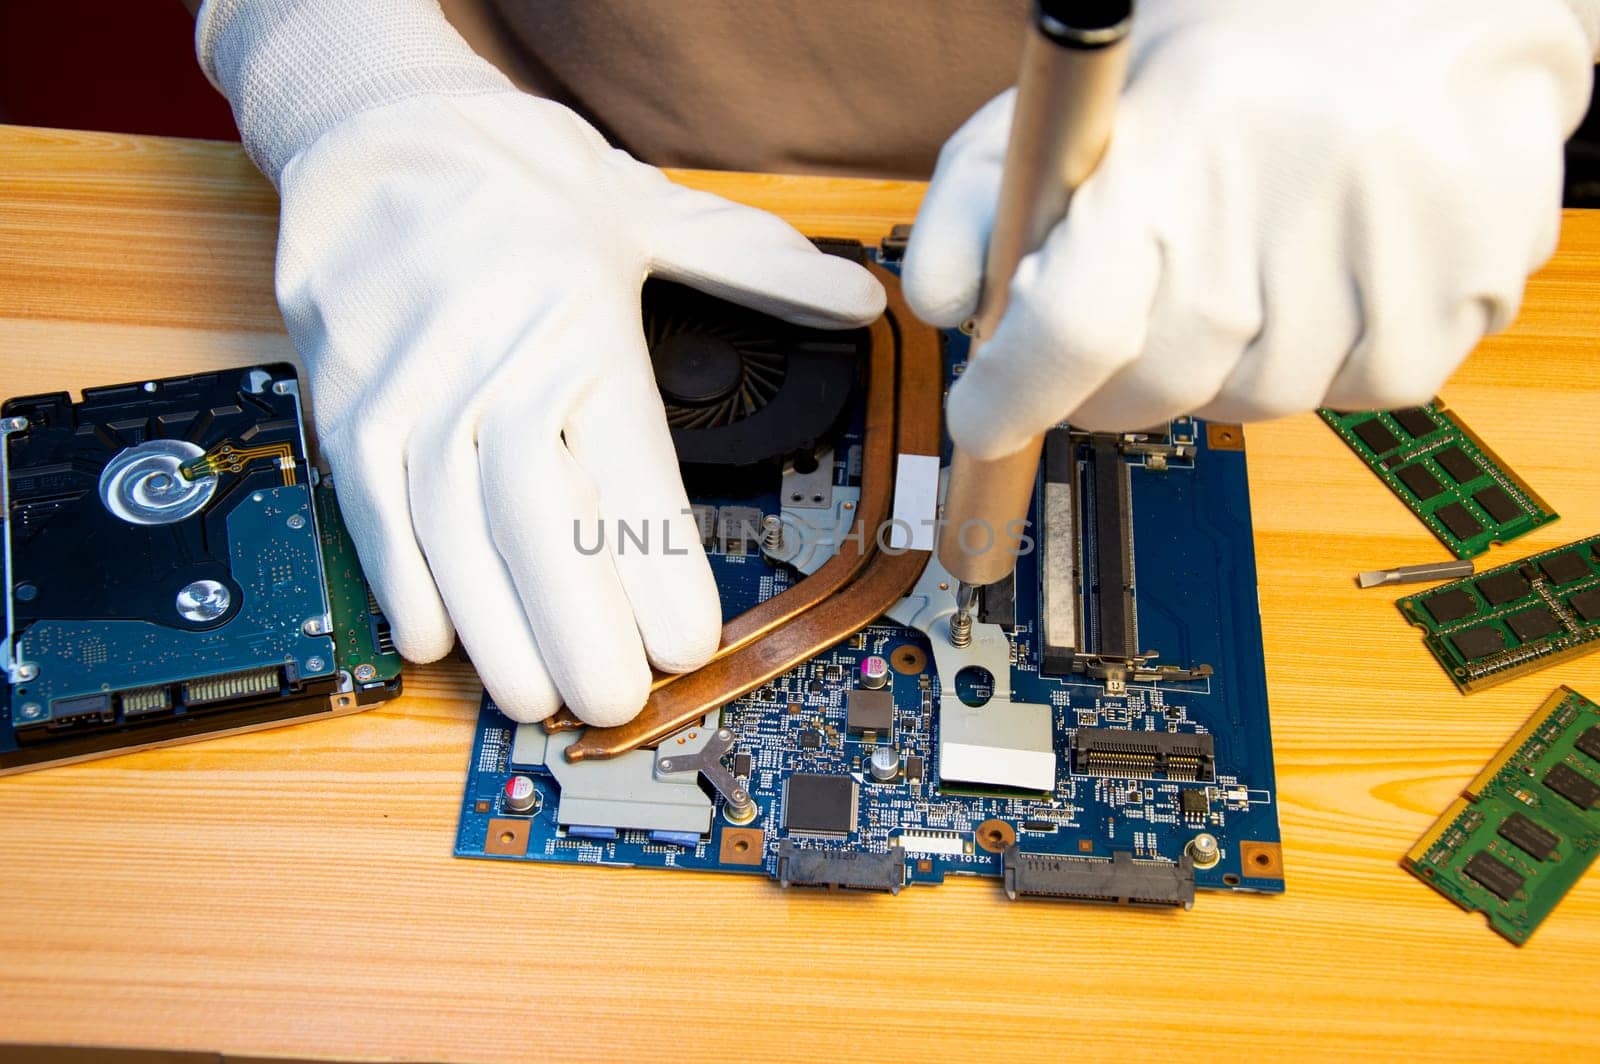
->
[455,245,1282,906]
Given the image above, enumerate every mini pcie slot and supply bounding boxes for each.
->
[1089,438,1137,661]
[1039,428,1080,673]
[1072,727,1216,782]
[775,840,906,894]
[1002,847,1195,908]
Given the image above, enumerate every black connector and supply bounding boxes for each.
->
[1003,848,1194,909]
[1072,727,1216,782]
[775,841,905,894]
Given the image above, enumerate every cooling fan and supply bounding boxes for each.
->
[643,279,865,470]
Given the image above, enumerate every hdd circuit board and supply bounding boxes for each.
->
[456,244,1283,905]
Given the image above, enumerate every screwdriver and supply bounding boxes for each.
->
[941,0,1135,647]
[1355,559,1476,589]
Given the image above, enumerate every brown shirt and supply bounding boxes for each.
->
[442,0,1030,179]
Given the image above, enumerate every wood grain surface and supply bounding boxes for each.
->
[2,124,1599,1062]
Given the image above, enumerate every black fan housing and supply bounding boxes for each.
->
[644,279,865,470]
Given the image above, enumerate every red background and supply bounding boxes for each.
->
[0,1,240,141]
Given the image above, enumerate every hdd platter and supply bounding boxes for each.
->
[2,364,401,775]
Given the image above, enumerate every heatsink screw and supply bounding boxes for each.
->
[948,610,973,649]
[761,514,786,553]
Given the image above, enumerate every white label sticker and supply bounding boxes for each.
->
[888,453,940,551]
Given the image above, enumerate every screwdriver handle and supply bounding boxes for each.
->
[938,0,1133,589]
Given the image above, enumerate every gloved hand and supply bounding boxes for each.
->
[905,0,1598,456]
[198,0,885,725]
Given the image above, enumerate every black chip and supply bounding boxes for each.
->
[1179,789,1209,817]
[1391,407,1438,438]
[1434,446,1481,485]
[1505,606,1561,643]
[783,772,857,834]
[1538,551,1592,586]
[904,755,925,781]
[733,753,753,778]
[1352,417,1403,455]
[1381,455,1405,470]
[1498,812,1560,861]
[1423,588,1478,624]
[1544,763,1600,810]
[1476,570,1531,606]
[1569,589,1600,623]
[1577,726,1600,763]
[1435,503,1483,541]
[846,688,895,736]
[1449,625,1506,661]
[799,730,822,750]
[1473,485,1522,525]
[1463,851,1525,902]
[1396,464,1445,501]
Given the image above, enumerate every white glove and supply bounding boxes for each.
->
[905,0,1597,455]
[198,0,885,725]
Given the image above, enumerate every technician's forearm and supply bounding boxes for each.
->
[194,0,510,183]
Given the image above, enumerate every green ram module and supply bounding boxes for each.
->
[1398,535,1600,693]
[1404,686,1600,944]
[1318,400,1556,558]
[315,479,403,704]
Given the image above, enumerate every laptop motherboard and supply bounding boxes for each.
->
[455,239,1284,906]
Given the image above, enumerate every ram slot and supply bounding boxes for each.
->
[1039,428,1081,674]
[1088,438,1137,660]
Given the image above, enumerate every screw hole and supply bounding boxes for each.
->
[499,831,514,845]
[1253,852,1272,868]
[1223,874,1240,885]
[733,839,749,854]
[954,665,994,708]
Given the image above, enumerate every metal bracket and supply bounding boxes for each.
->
[656,726,756,823]
[764,485,861,574]
[780,448,835,510]
[885,535,1013,706]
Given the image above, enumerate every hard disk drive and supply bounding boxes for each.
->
[2,364,401,775]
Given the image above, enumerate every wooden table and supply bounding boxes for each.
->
[2,124,1598,1062]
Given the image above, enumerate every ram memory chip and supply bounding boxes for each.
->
[1404,686,1600,944]
[1318,400,1556,558]
[1397,534,1600,693]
